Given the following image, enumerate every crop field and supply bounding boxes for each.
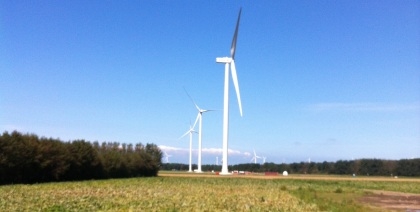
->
[1,172,419,211]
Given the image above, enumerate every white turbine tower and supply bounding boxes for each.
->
[216,8,243,175]
[180,123,197,172]
[163,151,172,163]
[184,89,213,173]
[251,149,261,164]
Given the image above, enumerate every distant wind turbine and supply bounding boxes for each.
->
[251,149,261,164]
[216,8,243,175]
[262,156,267,164]
[184,88,214,173]
[163,151,172,163]
[179,122,197,172]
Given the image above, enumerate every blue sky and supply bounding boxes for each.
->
[1,1,419,165]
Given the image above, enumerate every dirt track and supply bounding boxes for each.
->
[359,190,420,211]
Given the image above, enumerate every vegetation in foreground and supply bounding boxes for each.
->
[1,174,419,211]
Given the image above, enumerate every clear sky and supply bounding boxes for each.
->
[1,1,419,165]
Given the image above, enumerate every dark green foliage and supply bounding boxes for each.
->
[318,161,334,173]
[396,159,420,176]
[65,140,103,180]
[231,163,261,172]
[332,160,352,175]
[0,131,162,185]
[160,163,197,171]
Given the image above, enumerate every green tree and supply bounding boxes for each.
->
[65,140,102,180]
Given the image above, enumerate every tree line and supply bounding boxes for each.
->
[161,158,420,177]
[0,131,162,185]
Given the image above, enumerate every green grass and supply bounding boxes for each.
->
[0,175,418,211]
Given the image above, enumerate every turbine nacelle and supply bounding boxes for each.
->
[216,57,233,64]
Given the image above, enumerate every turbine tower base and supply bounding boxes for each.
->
[219,171,232,175]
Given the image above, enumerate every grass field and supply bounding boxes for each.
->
[1,171,419,211]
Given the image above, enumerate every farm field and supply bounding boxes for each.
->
[0,172,419,211]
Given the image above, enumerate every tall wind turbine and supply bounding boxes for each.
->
[216,8,243,175]
[179,123,197,172]
[185,89,213,173]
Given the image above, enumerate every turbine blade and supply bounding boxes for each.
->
[201,109,216,113]
[179,130,190,140]
[183,87,201,111]
[231,8,242,59]
[192,113,200,130]
[230,60,243,116]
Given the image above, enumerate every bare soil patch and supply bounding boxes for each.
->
[359,190,420,211]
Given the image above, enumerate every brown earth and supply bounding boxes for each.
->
[359,190,420,211]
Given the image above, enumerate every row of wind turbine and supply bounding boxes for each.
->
[251,149,261,164]
[180,88,214,173]
[250,149,267,164]
[179,8,244,174]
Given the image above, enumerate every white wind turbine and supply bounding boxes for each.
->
[216,8,243,175]
[163,151,172,163]
[179,122,197,172]
[184,89,213,173]
[262,156,267,164]
[250,149,261,164]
